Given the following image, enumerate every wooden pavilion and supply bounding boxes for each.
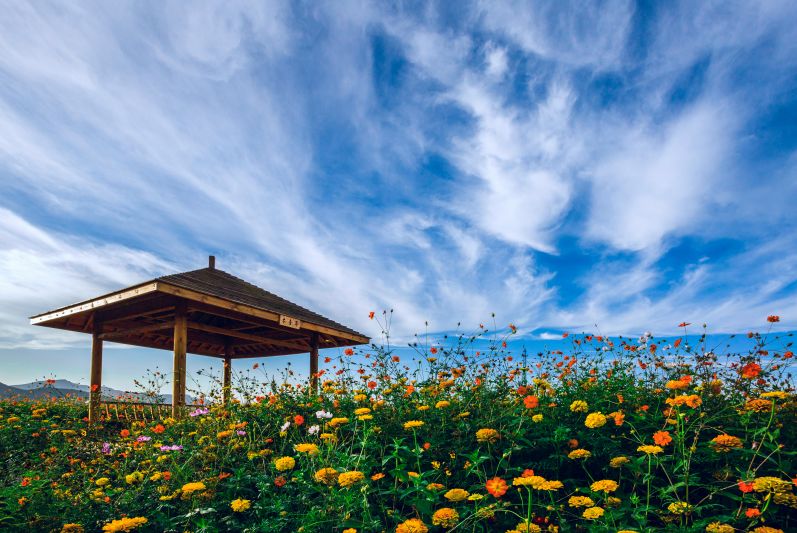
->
[30,257,369,422]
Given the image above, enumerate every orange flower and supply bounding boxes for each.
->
[521,469,535,477]
[738,481,754,493]
[369,311,375,319]
[120,429,130,438]
[153,424,165,434]
[523,395,539,409]
[485,477,508,498]
[274,476,287,487]
[745,508,761,518]
[568,439,579,449]
[294,415,305,426]
[741,363,761,379]
[344,348,354,356]
[767,315,780,323]
[653,431,672,446]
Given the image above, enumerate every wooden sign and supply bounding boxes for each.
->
[279,315,302,329]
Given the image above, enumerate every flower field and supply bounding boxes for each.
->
[1,317,796,532]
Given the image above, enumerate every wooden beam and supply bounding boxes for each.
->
[30,282,159,325]
[309,332,319,393]
[172,304,188,418]
[88,323,103,424]
[223,342,233,405]
[186,321,310,352]
[156,282,369,344]
[99,320,175,339]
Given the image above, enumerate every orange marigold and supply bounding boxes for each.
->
[710,434,743,453]
[653,431,673,446]
[485,477,508,498]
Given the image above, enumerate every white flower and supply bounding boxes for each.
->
[307,424,320,435]
[315,410,333,419]
[280,421,291,433]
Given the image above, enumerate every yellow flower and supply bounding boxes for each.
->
[217,430,233,439]
[752,476,791,493]
[354,407,371,416]
[328,417,349,427]
[432,507,459,528]
[467,494,484,501]
[705,523,735,533]
[314,468,339,485]
[60,525,84,533]
[95,477,110,486]
[476,428,500,443]
[514,520,541,533]
[343,529,357,533]
[512,475,546,489]
[231,498,251,512]
[396,518,428,533]
[124,472,143,485]
[274,456,296,471]
[435,400,451,409]
[444,488,470,501]
[584,412,607,428]
[539,480,563,491]
[637,445,664,455]
[181,482,206,495]
[404,420,425,430]
[426,483,445,491]
[353,394,367,402]
[568,449,591,460]
[338,470,365,488]
[294,443,319,455]
[358,414,373,421]
[667,502,691,514]
[532,414,543,423]
[568,496,595,508]
[761,391,789,400]
[590,479,619,493]
[570,400,588,413]
[750,527,785,533]
[610,456,629,468]
[582,506,604,520]
[101,517,148,532]
[320,432,337,442]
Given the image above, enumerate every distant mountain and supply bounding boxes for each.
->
[3,379,193,403]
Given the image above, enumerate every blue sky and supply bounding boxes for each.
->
[1,1,796,389]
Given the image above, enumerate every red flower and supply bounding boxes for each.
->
[368,311,375,319]
[152,424,165,434]
[738,481,754,493]
[523,395,539,409]
[430,347,438,354]
[767,315,780,323]
[521,469,535,478]
[678,322,691,327]
[293,415,305,426]
[745,508,761,518]
[274,476,287,487]
[740,362,761,379]
[367,381,377,389]
[162,471,172,480]
[91,384,100,392]
[562,333,569,338]
[120,429,130,438]
[485,477,508,498]
[344,348,354,356]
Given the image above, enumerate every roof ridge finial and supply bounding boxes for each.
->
[208,255,216,270]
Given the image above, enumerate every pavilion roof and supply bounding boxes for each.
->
[30,261,369,358]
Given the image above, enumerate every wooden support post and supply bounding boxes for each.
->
[88,322,103,424]
[309,332,319,393]
[172,303,187,418]
[223,342,232,405]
